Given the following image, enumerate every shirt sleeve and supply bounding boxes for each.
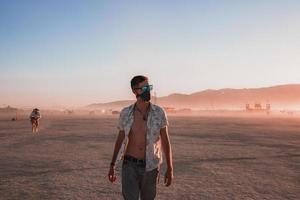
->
[117,110,125,131]
[161,108,169,129]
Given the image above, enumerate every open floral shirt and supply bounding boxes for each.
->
[116,103,169,171]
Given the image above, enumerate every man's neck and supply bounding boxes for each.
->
[135,99,150,112]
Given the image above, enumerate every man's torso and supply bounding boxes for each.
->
[125,109,148,159]
[117,103,168,171]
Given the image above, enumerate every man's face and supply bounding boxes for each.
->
[132,80,149,96]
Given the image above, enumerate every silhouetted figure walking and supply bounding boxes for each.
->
[30,108,41,133]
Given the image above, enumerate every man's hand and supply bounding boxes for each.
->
[164,168,174,187]
[108,165,117,183]
[108,130,125,183]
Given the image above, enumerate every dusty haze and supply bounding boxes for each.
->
[0,113,299,199]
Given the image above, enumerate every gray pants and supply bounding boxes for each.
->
[122,160,158,200]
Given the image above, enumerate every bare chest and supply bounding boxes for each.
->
[130,112,148,134]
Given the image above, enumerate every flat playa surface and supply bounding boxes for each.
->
[0,115,299,200]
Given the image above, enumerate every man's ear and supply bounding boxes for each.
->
[132,88,136,94]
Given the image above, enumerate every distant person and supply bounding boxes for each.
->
[108,75,173,200]
[30,108,41,133]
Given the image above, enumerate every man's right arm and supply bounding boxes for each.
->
[110,130,125,166]
[108,130,125,183]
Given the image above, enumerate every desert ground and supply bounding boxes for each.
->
[0,114,299,200]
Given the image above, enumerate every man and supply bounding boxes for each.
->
[108,75,173,200]
[29,108,41,133]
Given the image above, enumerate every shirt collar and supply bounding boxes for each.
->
[128,102,156,115]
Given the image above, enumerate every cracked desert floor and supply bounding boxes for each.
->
[0,114,299,200]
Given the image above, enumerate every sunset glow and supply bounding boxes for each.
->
[1,1,299,108]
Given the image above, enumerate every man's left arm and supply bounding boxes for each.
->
[160,126,174,187]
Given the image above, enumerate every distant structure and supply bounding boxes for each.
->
[0,105,18,113]
[280,110,294,116]
[153,91,157,104]
[89,111,95,115]
[162,107,192,114]
[245,103,271,114]
[64,109,74,115]
[163,107,176,113]
[0,106,19,121]
[176,108,192,114]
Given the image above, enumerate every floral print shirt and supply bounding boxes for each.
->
[116,103,169,171]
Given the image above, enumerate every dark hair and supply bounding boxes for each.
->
[131,75,148,89]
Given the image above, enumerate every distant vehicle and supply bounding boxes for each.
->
[112,111,120,115]
[280,110,294,115]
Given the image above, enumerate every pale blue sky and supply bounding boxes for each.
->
[0,0,299,108]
